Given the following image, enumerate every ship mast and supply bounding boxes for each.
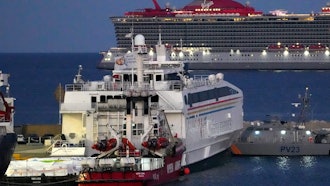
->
[297,87,311,126]
[134,34,147,89]
[292,87,312,128]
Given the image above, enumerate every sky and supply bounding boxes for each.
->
[0,0,329,53]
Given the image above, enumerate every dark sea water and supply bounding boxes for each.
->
[2,53,330,185]
[172,152,330,186]
[2,53,330,124]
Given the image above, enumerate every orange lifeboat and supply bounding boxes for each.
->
[267,44,285,52]
[309,44,326,52]
[142,137,169,150]
[92,137,137,152]
[92,138,117,152]
[321,5,330,13]
[289,43,305,51]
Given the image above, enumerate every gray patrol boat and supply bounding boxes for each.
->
[231,87,330,156]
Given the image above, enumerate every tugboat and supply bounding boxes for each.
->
[231,87,330,156]
[76,35,188,185]
[0,71,16,178]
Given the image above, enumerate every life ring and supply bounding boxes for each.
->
[62,144,67,148]
[115,57,125,65]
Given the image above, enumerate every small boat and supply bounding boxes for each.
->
[231,87,330,156]
[0,71,17,178]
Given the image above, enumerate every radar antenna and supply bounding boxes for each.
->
[293,87,312,127]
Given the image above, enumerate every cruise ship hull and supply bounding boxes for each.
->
[98,49,330,70]
[98,61,330,71]
[0,133,17,177]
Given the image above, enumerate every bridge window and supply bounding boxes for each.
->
[156,75,162,81]
[132,123,143,135]
[187,86,239,105]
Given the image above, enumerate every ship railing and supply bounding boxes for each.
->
[47,139,85,154]
[185,75,223,89]
[143,61,184,70]
[64,79,213,92]
[93,157,164,171]
[52,140,85,148]
[65,80,185,92]
[140,157,164,171]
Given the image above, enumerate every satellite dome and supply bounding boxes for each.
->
[134,34,145,46]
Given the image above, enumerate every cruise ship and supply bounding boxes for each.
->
[98,0,330,70]
[50,34,244,168]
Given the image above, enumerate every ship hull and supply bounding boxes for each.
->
[98,61,330,71]
[77,155,184,186]
[0,133,17,177]
[187,62,330,70]
[231,143,330,156]
[183,129,241,166]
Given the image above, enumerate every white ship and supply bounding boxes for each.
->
[98,0,330,70]
[0,71,17,178]
[50,34,244,166]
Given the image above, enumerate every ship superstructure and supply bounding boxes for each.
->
[0,71,17,178]
[51,34,244,167]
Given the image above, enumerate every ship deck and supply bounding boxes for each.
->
[99,62,330,71]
